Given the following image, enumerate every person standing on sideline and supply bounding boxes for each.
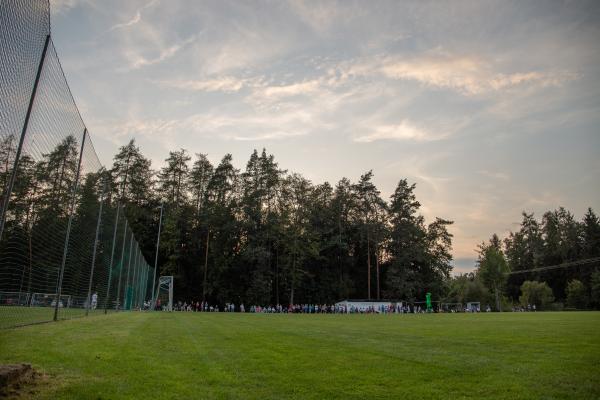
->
[91,292,98,310]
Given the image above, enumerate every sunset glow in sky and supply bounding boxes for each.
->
[50,0,600,273]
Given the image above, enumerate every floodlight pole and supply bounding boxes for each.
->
[151,203,163,308]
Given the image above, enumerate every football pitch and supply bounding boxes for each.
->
[1,312,599,399]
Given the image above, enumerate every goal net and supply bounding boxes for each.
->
[30,293,72,308]
[465,302,481,312]
[0,291,31,306]
[441,302,463,312]
[153,276,173,311]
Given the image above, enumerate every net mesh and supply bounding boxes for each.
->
[0,0,154,328]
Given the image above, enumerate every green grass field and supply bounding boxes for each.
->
[1,312,599,399]
[0,306,115,329]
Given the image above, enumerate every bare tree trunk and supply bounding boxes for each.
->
[202,229,210,302]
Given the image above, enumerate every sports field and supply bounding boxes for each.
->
[1,312,599,399]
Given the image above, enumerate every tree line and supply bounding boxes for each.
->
[450,208,600,310]
[114,140,456,306]
[1,136,453,306]
[2,134,597,309]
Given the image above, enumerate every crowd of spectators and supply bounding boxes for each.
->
[169,301,454,314]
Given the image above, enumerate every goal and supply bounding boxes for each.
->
[30,293,72,308]
[153,276,173,311]
[0,291,30,306]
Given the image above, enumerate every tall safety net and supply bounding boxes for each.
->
[0,0,155,328]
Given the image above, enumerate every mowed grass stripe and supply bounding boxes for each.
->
[0,312,598,399]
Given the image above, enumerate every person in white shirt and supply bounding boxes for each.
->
[91,292,98,310]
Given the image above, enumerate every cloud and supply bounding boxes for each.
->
[51,0,85,14]
[260,80,321,98]
[125,36,196,70]
[354,120,439,143]
[156,76,266,93]
[330,52,578,96]
[478,170,510,181]
[96,107,317,147]
[108,0,159,31]
[109,11,141,31]
[288,1,362,35]
[230,131,306,141]
[380,54,578,95]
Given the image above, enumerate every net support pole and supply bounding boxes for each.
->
[139,255,146,308]
[104,203,121,313]
[169,277,173,312]
[115,219,128,311]
[131,244,138,309]
[135,246,141,308]
[124,235,133,310]
[151,203,163,308]
[0,35,50,241]
[143,265,149,306]
[141,257,146,307]
[54,128,87,321]
[86,179,106,316]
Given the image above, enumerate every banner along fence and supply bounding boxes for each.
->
[0,0,155,328]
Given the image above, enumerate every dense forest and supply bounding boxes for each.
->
[1,135,599,308]
[108,140,455,306]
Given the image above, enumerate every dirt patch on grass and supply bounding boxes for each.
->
[0,364,50,399]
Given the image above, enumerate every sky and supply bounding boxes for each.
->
[49,0,600,273]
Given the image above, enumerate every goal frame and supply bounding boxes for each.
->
[153,276,173,312]
[30,293,72,308]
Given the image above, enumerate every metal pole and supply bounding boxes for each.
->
[115,219,128,311]
[54,128,87,321]
[135,247,142,308]
[0,35,50,240]
[131,244,139,309]
[140,258,147,308]
[151,203,163,306]
[104,203,121,313]
[144,265,149,306]
[140,256,147,308]
[85,179,106,316]
[169,276,173,312]
[134,248,140,309]
[124,235,134,310]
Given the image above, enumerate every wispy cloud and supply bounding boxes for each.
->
[478,170,510,181]
[259,79,322,98]
[156,76,263,93]
[51,0,85,14]
[330,52,579,96]
[108,0,159,31]
[109,10,141,31]
[379,54,578,95]
[354,120,440,143]
[124,35,196,70]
